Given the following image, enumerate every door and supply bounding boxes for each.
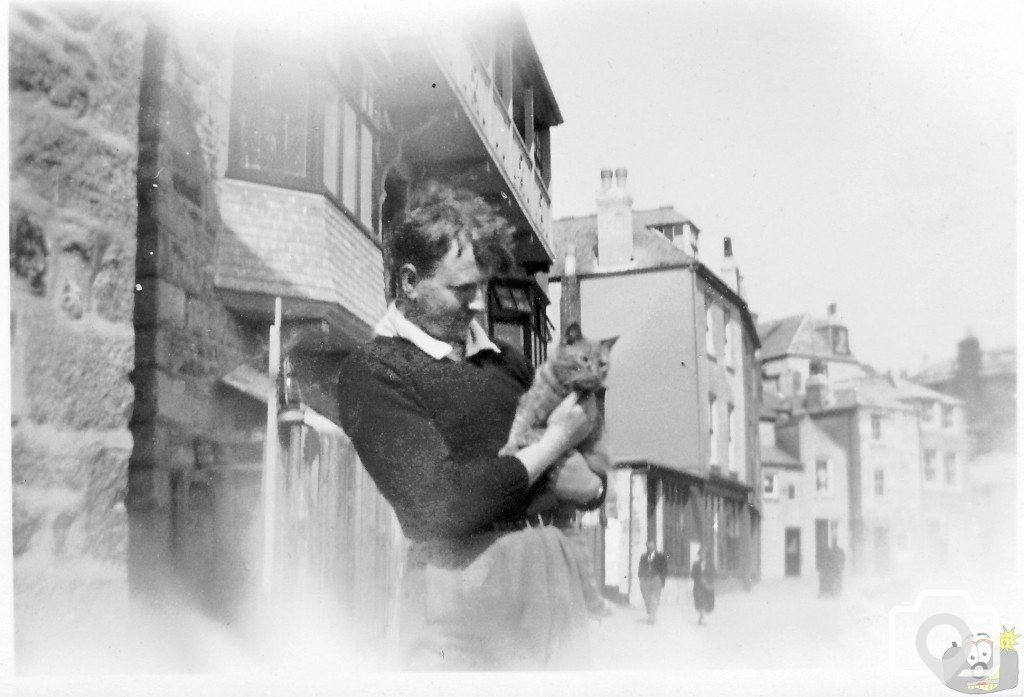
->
[785,527,801,576]
[815,518,829,570]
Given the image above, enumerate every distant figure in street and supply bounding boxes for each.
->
[819,542,846,597]
[637,540,668,624]
[691,546,715,625]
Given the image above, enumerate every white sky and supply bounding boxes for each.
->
[522,0,1021,373]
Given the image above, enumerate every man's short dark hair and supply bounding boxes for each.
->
[387,181,515,297]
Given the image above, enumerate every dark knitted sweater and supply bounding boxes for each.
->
[337,336,562,542]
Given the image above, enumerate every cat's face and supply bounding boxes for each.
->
[551,323,618,392]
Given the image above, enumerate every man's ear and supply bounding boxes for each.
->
[399,264,419,299]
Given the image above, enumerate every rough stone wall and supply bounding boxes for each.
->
[128,16,257,609]
[8,0,146,649]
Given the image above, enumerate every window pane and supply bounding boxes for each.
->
[342,102,358,211]
[236,56,309,177]
[322,95,340,195]
[492,321,524,352]
[494,286,517,311]
[360,121,374,229]
[816,460,829,493]
[510,287,532,313]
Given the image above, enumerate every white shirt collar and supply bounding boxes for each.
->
[374,302,501,361]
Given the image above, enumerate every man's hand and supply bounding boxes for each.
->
[549,450,603,504]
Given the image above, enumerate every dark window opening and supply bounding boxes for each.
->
[487,277,552,369]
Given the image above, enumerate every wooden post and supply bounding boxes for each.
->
[560,244,580,332]
[260,297,282,597]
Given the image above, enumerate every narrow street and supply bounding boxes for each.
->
[592,575,875,669]
[585,574,1001,696]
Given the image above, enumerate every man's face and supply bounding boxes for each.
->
[405,242,486,345]
[647,542,656,555]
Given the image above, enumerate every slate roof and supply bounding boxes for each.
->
[757,313,860,363]
[760,444,802,469]
[549,204,760,350]
[798,375,917,415]
[914,347,1017,385]
[889,377,962,405]
[757,315,807,361]
[549,206,694,276]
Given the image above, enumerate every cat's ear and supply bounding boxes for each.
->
[600,336,619,352]
[563,323,583,345]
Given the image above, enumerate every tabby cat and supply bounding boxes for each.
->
[500,323,618,498]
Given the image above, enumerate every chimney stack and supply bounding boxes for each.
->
[560,244,581,330]
[596,168,633,269]
[804,359,831,410]
[955,331,982,403]
[719,236,742,296]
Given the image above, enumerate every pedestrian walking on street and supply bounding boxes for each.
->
[638,540,668,624]
[691,546,715,625]
[337,182,607,670]
[819,542,846,597]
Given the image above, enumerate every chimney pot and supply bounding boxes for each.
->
[563,244,577,277]
[595,168,634,268]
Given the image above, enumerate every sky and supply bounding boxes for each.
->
[521,0,1021,373]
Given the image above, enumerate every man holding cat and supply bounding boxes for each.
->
[336,182,606,670]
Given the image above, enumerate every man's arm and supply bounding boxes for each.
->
[337,352,534,539]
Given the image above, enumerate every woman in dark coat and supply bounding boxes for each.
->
[691,546,715,625]
[336,182,607,670]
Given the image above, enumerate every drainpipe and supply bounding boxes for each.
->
[689,266,709,552]
[846,409,860,574]
[627,468,634,598]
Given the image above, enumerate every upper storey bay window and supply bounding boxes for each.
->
[229,45,384,237]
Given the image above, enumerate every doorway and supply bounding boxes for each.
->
[785,527,801,577]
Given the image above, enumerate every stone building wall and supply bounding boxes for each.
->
[8,1,147,655]
[128,15,262,611]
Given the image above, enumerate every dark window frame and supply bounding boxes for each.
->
[487,276,552,369]
[871,414,882,440]
[227,44,384,242]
